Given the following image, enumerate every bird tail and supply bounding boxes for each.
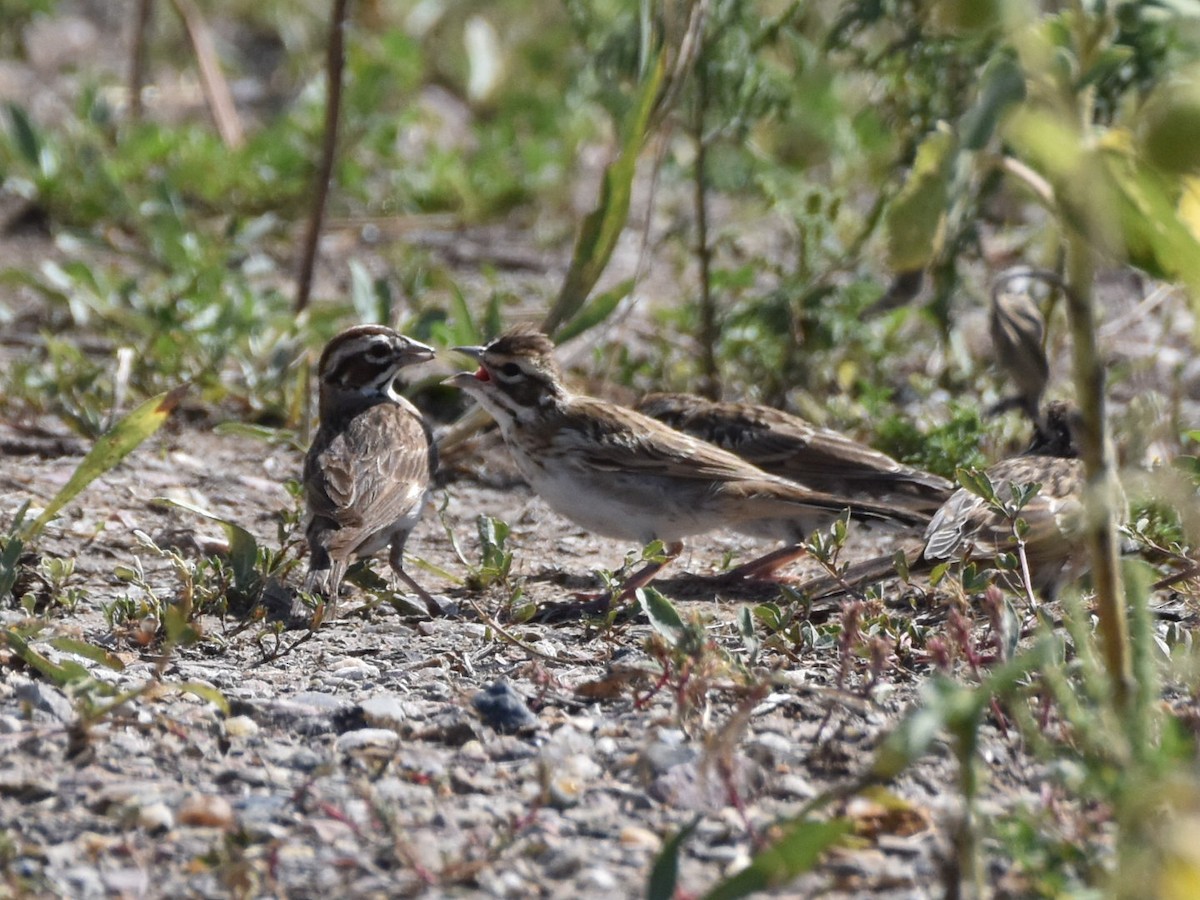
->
[294,553,347,623]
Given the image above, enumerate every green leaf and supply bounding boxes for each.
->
[638,586,684,640]
[449,286,481,345]
[152,497,259,592]
[556,278,633,344]
[960,53,1026,151]
[646,817,699,900]
[48,638,125,671]
[27,386,188,539]
[885,125,957,271]
[2,628,90,687]
[955,467,996,502]
[1097,140,1200,295]
[175,681,231,715]
[753,602,783,631]
[701,818,852,900]
[542,52,665,335]
[7,103,42,168]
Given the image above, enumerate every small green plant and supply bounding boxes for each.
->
[0,502,31,605]
[438,503,517,593]
[875,406,987,480]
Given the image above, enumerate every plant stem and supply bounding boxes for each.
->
[1064,232,1130,706]
[295,0,351,313]
[692,58,718,399]
[129,0,155,123]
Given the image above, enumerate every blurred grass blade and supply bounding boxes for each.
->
[176,681,230,715]
[542,52,665,336]
[646,817,699,900]
[2,628,90,686]
[153,497,259,591]
[27,385,188,539]
[49,637,125,671]
[556,278,633,343]
[7,103,42,167]
[701,818,852,900]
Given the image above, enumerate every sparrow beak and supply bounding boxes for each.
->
[443,371,484,390]
[399,339,437,365]
[451,345,484,360]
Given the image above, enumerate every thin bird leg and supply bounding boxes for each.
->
[718,543,808,583]
[561,541,685,618]
[389,540,445,617]
[616,540,684,602]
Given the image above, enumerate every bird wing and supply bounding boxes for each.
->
[924,457,1084,562]
[558,397,922,525]
[305,401,432,556]
[640,393,952,502]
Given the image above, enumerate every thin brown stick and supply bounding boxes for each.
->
[295,0,351,313]
[170,0,244,149]
[692,57,718,399]
[129,0,155,122]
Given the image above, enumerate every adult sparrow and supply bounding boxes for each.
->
[299,325,441,620]
[445,329,927,599]
[799,401,1094,600]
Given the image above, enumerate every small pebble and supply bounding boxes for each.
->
[472,681,537,734]
[137,801,174,833]
[224,715,259,738]
[336,728,400,754]
[619,825,662,851]
[360,695,408,731]
[178,794,235,829]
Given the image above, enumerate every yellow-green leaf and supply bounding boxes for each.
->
[48,637,125,671]
[702,818,852,900]
[175,681,231,715]
[28,385,188,539]
[885,125,957,272]
[542,52,665,336]
[152,497,259,591]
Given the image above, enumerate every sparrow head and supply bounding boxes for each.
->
[445,328,565,426]
[989,268,1051,418]
[1027,400,1081,459]
[318,325,435,401]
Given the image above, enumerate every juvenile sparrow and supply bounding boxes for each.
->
[799,402,1093,600]
[445,329,926,600]
[636,392,954,519]
[300,325,441,621]
[988,268,1052,422]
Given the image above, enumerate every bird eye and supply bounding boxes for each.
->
[499,362,522,377]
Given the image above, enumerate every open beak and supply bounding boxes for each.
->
[443,371,483,390]
[445,346,492,387]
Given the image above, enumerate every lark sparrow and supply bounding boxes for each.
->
[635,392,954,519]
[800,402,1093,600]
[988,268,1052,421]
[445,329,927,599]
[299,325,441,620]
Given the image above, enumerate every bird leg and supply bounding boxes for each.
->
[717,543,808,583]
[616,540,684,601]
[547,541,685,621]
[389,540,446,617]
